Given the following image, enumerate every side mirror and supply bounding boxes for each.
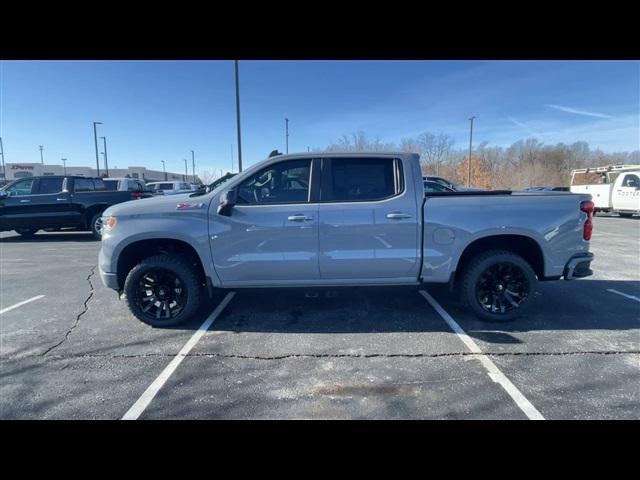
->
[0,190,8,199]
[217,188,237,216]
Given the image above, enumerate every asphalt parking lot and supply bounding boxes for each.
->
[1,214,638,419]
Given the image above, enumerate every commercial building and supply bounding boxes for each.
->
[0,163,197,183]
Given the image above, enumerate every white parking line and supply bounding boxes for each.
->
[419,290,545,420]
[122,292,236,420]
[0,295,46,315]
[607,289,640,303]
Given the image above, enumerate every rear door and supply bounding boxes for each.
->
[318,156,420,280]
[28,177,74,227]
[210,158,320,285]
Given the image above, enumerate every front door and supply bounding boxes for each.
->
[615,173,640,211]
[210,158,320,285]
[0,177,38,230]
[318,156,420,280]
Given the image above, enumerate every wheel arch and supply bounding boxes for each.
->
[453,234,545,284]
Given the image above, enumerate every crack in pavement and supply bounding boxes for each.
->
[33,349,640,362]
[41,266,96,357]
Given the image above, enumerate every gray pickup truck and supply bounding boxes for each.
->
[98,152,595,326]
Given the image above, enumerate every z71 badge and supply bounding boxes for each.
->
[176,203,205,210]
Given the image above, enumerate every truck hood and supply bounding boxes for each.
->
[103,192,211,217]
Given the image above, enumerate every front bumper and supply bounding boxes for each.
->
[563,252,594,280]
[99,264,120,291]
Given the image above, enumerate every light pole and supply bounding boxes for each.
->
[161,160,167,181]
[93,122,102,176]
[61,158,67,175]
[285,118,289,154]
[100,136,109,176]
[0,137,5,180]
[307,146,310,152]
[191,150,195,183]
[39,145,44,164]
[183,159,188,182]
[467,116,475,187]
[230,144,234,172]
[234,60,243,172]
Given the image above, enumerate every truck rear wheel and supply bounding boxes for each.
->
[461,250,537,322]
[124,254,202,327]
[618,212,634,218]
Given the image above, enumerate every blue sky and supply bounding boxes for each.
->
[0,60,638,176]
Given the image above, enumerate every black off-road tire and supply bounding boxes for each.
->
[124,254,203,327]
[461,250,537,322]
[15,228,39,238]
[618,212,634,218]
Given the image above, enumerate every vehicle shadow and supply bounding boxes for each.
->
[166,280,640,343]
[0,232,97,243]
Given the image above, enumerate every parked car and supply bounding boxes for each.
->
[146,181,195,195]
[99,152,594,327]
[424,180,455,193]
[103,177,153,199]
[570,164,640,217]
[423,176,483,191]
[0,176,138,239]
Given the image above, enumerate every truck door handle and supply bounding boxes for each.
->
[288,214,313,222]
[386,212,411,219]
[56,198,67,201]
[19,199,31,203]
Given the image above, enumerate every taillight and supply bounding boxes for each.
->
[580,200,594,240]
[131,191,142,200]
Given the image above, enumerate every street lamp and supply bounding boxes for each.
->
[285,118,289,154]
[467,116,476,187]
[61,158,67,175]
[183,159,188,182]
[234,60,243,172]
[93,122,102,176]
[100,136,109,176]
[161,160,167,181]
[191,150,195,183]
[39,145,44,164]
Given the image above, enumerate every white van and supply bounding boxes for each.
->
[570,165,640,217]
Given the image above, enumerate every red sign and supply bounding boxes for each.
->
[11,165,35,170]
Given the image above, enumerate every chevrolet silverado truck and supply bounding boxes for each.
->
[99,152,595,326]
[0,175,139,239]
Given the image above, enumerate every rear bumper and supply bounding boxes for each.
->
[563,252,594,280]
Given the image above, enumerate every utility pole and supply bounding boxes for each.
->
[100,136,109,176]
[234,60,243,172]
[183,159,188,182]
[0,137,5,180]
[61,158,67,175]
[161,160,167,181]
[93,122,102,176]
[191,150,195,183]
[285,118,289,154]
[39,145,44,164]
[307,146,310,153]
[468,116,475,187]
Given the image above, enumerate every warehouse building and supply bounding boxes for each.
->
[1,163,197,183]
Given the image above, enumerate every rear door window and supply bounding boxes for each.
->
[104,180,119,190]
[323,157,400,202]
[38,177,64,194]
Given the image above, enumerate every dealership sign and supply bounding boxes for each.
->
[11,164,35,170]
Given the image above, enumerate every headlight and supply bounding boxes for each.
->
[103,215,117,232]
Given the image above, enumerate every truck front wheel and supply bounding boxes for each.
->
[461,250,537,322]
[124,254,203,327]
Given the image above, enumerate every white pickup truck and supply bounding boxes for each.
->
[99,152,595,327]
[570,164,640,217]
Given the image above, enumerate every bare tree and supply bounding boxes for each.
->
[417,132,455,175]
